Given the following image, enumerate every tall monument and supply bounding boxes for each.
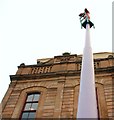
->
[77,8,98,118]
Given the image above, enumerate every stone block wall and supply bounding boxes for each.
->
[1,54,114,119]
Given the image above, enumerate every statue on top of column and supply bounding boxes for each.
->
[79,8,95,29]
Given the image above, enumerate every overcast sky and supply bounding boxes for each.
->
[0,0,113,103]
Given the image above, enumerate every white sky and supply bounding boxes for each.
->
[0,0,113,103]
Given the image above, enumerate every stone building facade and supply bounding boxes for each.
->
[1,52,114,119]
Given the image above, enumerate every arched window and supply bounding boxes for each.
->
[20,93,40,119]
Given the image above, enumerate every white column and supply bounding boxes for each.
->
[77,24,98,118]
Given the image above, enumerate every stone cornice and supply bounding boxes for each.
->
[18,57,114,68]
[10,67,114,81]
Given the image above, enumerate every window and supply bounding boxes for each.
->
[96,88,100,119]
[20,93,40,119]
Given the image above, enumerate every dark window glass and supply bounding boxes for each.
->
[28,112,35,118]
[20,93,40,119]
[31,103,38,110]
[24,103,31,110]
[27,94,34,102]
[21,112,29,118]
[33,94,40,101]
